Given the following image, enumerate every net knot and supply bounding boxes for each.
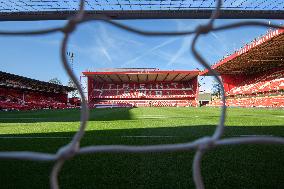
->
[62,20,78,34]
[196,137,215,151]
[56,142,79,160]
[196,24,212,34]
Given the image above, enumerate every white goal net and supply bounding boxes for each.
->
[0,1,283,189]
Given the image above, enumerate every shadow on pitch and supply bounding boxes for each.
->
[0,125,283,189]
[0,108,135,123]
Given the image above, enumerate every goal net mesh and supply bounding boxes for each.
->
[0,1,283,189]
[1,0,284,12]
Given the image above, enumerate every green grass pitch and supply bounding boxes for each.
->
[0,107,283,189]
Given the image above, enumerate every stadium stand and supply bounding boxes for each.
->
[224,68,284,96]
[83,68,199,108]
[0,71,75,111]
[207,95,284,108]
[202,28,284,108]
[68,97,81,107]
[1,2,284,189]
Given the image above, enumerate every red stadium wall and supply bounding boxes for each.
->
[87,76,198,107]
[221,68,284,96]
[208,68,284,107]
[221,74,246,93]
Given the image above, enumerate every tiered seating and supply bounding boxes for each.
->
[0,88,69,111]
[207,95,284,108]
[210,68,284,108]
[227,69,284,96]
[91,81,197,107]
[92,82,196,99]
[0,70,75,111]
[24,92,68,109]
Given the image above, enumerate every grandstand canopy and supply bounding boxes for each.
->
[83,69,199,83]
[201,28,284,76]
[0,71,75,93]
[0,0,284,20]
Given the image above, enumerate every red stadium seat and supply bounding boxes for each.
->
[90,82,197,107]
[227,69,284,96]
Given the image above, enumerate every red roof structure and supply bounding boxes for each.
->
[83,69,199,83]
[200,28,284,75]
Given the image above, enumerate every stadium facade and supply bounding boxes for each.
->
[83,68,199,107]
[201,28,284,107]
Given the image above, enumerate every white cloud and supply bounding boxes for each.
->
[120,37,178,67]
[100,47,112,63]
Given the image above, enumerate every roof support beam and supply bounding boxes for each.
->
[96,75,107,83]
[116,74,123,82]
[154,74,159,82]
[126,74,131,82]
[1,10,283,21]
[171,73,180,81]
[106,75,115,83]
[162,73,170,82]
[180,73,190,81]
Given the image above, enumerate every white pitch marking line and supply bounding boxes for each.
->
[137,115,174,116]
[136,115,189,119]
[0,136,71,139]
[238,135,274,137]
[121,136,178,138]
[0,136,179,139]
[0,118,45,120]
[0,135,275,139]
[137,117,166,119]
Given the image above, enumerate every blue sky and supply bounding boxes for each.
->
[0,19,283,92]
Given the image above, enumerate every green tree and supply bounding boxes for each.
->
[212,80,222,98]
[49,78,62,85]
[68,79,79,97]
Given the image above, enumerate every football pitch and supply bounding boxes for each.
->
[0,107,283,189]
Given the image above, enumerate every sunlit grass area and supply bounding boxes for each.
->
[0,107,283,189]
